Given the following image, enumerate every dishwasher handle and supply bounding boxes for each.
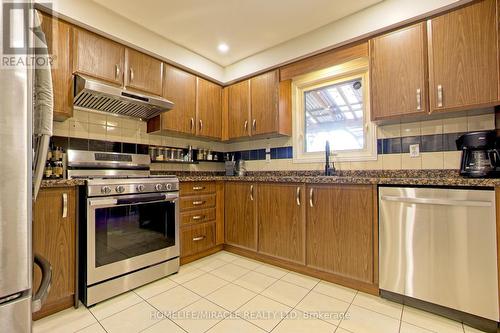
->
[380,195,492,207]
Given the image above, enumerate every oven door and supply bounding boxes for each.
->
[87,192,179,285]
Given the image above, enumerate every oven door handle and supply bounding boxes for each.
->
[89,193,178,207]
[116,194,167,205]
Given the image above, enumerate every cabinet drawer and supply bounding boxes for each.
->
[181,222,215,257]
[180,194,216,211]
[181,208,216,226]
[180,182,215,196]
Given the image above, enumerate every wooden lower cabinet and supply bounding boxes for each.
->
[179,181,224,262]
[33,187,76,320]
[224,182,257,251]
[222,181,378,293]
[257,183,306,264]
[307,184,376,285]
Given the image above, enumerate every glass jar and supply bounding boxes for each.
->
[176,149,183,161]
[149,146,156,161]
[156,147,164,161]
[164,148,172,161]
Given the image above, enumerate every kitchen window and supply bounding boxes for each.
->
[292,58,377,162]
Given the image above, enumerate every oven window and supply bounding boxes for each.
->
[94,201,175,267]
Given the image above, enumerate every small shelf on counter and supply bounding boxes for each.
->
[151,159,225,164]
[152,160,199,164]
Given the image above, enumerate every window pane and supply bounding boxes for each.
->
[304,78,364,153]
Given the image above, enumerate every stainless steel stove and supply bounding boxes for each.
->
[67,150,180,306]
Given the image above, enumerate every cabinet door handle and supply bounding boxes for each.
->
[252,119,256,131]
[296,187,301,206]
[199,119,203,132]
[192,200,205,206]
[309,188,314,208]
[193,235,205,241]
[192,215,204,221]
[115,64,120,80]
[416,88,421,111]
[190,118,194,132]
[62,193,68,218]
[192,186,205,191]
[129,68,134,82]
[250,185,254,201]
[437,85,443,107]
[244,120,248,132]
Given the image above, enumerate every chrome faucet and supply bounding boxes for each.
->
[325,140,336,176]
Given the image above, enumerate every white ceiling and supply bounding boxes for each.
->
[91,0,382,66]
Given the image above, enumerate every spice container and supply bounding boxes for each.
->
[44,161,52,178]
[52,160,64,178]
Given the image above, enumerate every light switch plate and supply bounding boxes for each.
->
[409,144,420,157]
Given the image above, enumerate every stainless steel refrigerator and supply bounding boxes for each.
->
[0,2,53,332]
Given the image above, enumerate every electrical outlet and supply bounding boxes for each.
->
[265,147,271,163]
[409,144,420,157]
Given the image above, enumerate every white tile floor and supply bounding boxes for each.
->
[33,251,487,333]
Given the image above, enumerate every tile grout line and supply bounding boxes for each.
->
[85,306,110,333]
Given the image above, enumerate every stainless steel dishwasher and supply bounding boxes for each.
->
[379,186,499,324]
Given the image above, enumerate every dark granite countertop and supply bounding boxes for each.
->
[159,170,500,187]
[40,170,500,188]
[41,179,86,188]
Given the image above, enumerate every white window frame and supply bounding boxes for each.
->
[292,58,377,163]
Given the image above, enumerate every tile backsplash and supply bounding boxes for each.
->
[53,108,496,172]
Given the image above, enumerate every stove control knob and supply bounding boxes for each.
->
[116,185,125,193]
[155,184,163,191]
[101,186,111,194]
[137,184,145,192]
[165,183,172,191]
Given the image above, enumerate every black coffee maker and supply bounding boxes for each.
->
[456,130,500,178]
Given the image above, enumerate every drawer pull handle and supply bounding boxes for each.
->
[193,186,205,191]
[296,187,301,206]
[192,215,204,221]
[192,200,205,206]
[309,188,314,208]
[193,236,205,241]
[250,185,254,201]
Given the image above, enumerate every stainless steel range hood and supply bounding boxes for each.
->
[73,74,173,120]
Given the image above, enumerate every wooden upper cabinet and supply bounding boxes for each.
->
[250,70,279,136]
[224,182,257,251]
[73,28,124,86]
[428,0,498,112]
[160,65,197,134]
[124,48,163,96]
[227,80,251,139]
[370,22,428,120]
[257,183,306,264]
[39,12,73,121]
[33,187,76,319]
[306,185,375,284]
[196,78,222,140]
